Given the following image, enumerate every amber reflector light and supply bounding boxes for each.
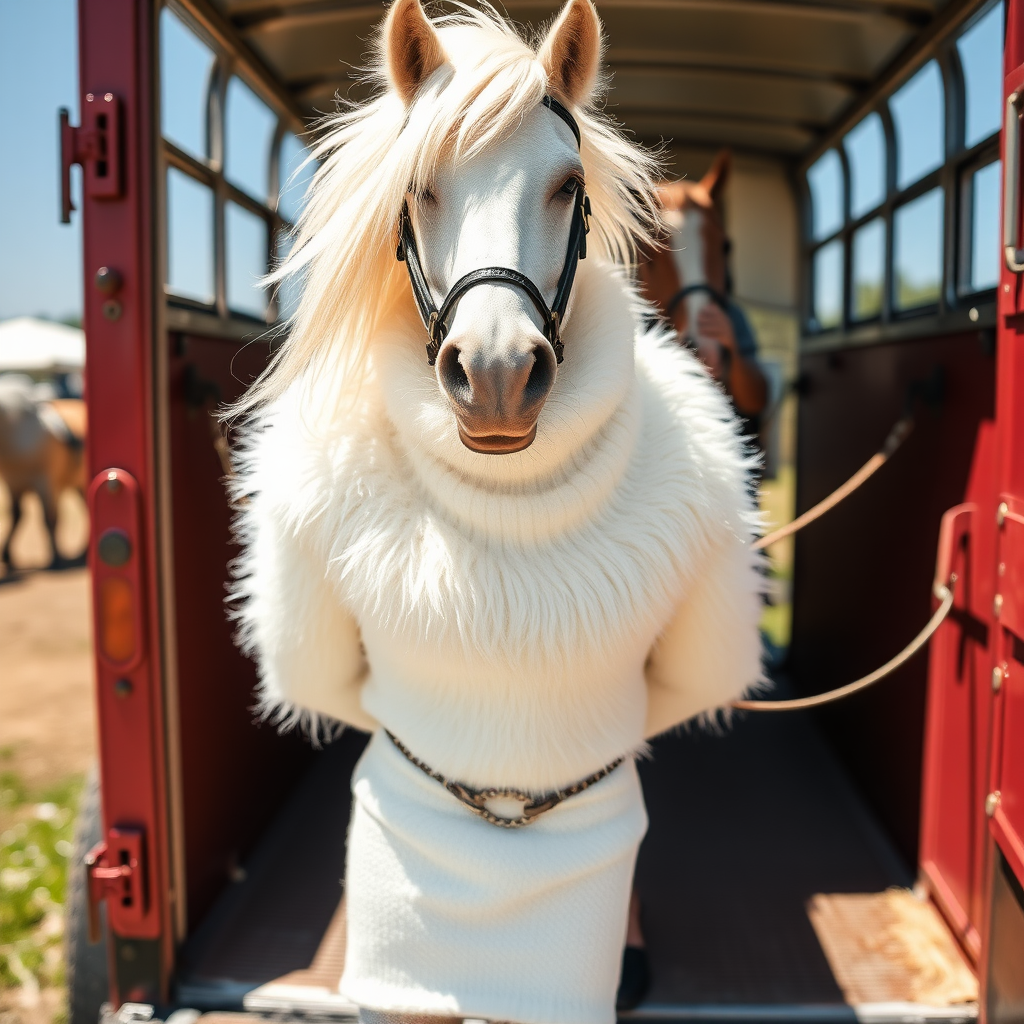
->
[99,576,135,663]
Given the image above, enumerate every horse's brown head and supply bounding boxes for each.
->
[637,150,731,336]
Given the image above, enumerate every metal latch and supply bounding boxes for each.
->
[59,91,123,223]
[85,826,147,942]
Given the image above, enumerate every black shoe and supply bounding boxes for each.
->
[616,945,650,1011]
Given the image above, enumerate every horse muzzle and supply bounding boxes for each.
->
[437,337,556,455]
[456,423,538,455]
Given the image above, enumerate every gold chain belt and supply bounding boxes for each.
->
[385,730,624,828]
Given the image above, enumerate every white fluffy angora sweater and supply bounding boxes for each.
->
[232,257,765,790]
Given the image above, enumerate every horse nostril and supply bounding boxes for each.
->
[523,344,556,407]
[438,344,471,405]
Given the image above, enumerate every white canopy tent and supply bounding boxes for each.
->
[0,317,85,374]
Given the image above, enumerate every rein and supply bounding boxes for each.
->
[396,94,591,366]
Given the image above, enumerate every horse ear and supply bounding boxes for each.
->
[700,150,732,205]
[384,0,448,105]
[537,0,603,107]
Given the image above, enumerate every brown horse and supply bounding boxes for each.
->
[0,375,87,574]
[637,151,767,418]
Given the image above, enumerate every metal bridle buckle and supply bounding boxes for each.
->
[426,312,443,364]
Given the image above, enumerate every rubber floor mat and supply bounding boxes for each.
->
[180,685,921,1011]
[633,699,914,1007]
[178,732,367,998]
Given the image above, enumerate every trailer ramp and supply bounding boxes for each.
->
[176,694,977,1023]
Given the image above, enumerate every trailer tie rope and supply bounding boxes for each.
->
[731,576,955,712]
[753,416,914,552]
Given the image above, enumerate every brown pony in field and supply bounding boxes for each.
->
[637,150,767,419]
[0,376,87,573]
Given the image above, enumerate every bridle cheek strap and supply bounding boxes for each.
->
[395,94,590,366]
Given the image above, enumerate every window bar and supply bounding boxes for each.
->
[211,56,229,320]
[266,123,286,322]
[799,171,815,330]
[878,103,897,326]
[838,145,853,333]
[938,51,960,311]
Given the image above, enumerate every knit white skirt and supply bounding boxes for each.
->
[339,729,648,1024]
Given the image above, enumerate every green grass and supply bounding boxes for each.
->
[0,756,83,993]
[760,599,792,650]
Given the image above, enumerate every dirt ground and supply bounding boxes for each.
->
[0,488,95,790]
[0,487,94,1024]
[0,565,95,790]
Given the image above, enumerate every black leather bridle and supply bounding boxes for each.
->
[663,281,728,322]
[396,94,591,366]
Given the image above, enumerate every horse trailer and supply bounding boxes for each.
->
[62,0,1024,1020]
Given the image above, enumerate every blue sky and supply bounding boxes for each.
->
[0,0,82,322]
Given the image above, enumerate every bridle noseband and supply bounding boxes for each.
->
[663,282,730,353]
[396,95,591,366]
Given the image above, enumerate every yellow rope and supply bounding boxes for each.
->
[754,416,914,552]
[732,578,955,712]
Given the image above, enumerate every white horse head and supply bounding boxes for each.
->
[242,0,661,477]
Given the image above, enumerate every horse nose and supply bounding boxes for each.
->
[437,340,557,453]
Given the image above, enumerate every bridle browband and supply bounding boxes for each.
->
[396,94,591,366]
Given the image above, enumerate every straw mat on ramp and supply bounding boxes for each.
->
[808,890,977,1007]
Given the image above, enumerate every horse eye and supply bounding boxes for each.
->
[558,177,581,196]
[417,186,436,203]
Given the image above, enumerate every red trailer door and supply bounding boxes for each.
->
[67,0,319,1006]
[920,0,1024,997]
[66,0,173,1003]
[990,0,1024,922]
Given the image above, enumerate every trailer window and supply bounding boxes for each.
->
[844,115,886,220]
[958,2,1005,147]
[894,188,944,310]
[167,168,215,303]
[802,0,1002,341]
[274,230,303,321]
[159,7,214,161]
[226,203,269,318]
[279,133,315,223]
[160,2,309,327]
[890,62,945,190]
[968,159,1002,290]
[225,77,278,203]
[807,150,844,242]
[813,241,843,330]
[851,218,885,320]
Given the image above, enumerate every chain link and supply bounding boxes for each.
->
[386,731,624,828]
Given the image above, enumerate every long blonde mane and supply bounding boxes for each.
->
[233,2,663,418]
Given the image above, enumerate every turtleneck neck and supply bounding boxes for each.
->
[395,378,642,546]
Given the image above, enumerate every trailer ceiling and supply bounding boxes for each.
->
[208,0,959,158]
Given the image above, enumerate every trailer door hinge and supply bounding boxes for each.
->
[85,826,147,942]
[59,91,123,223]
